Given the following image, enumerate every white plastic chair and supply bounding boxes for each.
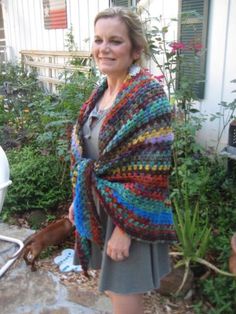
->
[0,146,24,277]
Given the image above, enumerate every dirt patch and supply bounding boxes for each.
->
[9,211,202,313]
[36,252,196,314]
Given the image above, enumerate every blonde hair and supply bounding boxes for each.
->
[94,7,149,62]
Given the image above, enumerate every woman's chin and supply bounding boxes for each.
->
[98,67,128,78]
[98,66,115,75]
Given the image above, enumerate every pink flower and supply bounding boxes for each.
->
[169,41,185,52]
[186,41,203,53]
[155,74,165,82]
[192,43,203,52]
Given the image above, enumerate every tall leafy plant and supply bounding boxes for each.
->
[141,9,236,294]
[36,71,97,162]
[0,63,45,150]
[35,28,97,161]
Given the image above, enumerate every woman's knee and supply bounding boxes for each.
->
[105,291,144,314]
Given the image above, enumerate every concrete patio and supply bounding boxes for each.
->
[0,221,112,314]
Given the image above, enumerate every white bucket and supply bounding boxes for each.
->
[0,146,24,278]
[0,146,12,212]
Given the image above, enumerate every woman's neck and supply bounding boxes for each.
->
[106,73,127,96]
[97,77,124,111]
[98,72,129,112]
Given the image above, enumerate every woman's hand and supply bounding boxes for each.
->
[107,226,131,261]
[68,203,75,225]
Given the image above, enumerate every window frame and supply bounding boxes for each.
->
[178,0,210,99]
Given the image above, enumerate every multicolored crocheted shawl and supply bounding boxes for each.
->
[71,65,177,272]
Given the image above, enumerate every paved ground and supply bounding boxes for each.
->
[0,222,112,314]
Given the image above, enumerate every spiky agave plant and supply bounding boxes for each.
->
[171,195,235,294]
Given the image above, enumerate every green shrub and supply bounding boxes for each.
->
[199,275,236,313]
[35,71,97,161]
[0,63,46,150]
[3,146,71,217]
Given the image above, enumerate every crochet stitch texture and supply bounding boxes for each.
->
[71,66,177,272]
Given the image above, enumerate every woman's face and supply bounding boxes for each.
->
[92,17,139,78]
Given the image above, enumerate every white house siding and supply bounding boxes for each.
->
[198,0,236,150]
[1,0,109,60]
[72,0,108,51]
[138,0,179,77]
[139,0,236,151]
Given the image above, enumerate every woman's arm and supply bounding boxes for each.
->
[68,203,75,225]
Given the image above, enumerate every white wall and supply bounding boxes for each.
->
[139,0,179,76]
[197,0,236,151]
[139,0,236,151]
[1,0,109,60]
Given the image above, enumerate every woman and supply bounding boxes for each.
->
[69,7,177,314]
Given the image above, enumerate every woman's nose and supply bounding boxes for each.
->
[100,41,110,52]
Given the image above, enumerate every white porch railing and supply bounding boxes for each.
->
[20,50,92,92]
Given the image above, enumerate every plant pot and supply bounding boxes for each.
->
[158,266,194,296]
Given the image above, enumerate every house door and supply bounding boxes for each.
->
[0,3,6,63]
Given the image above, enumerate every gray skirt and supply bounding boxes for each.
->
[73,104,171,294]
[91,215,171,295]
[74,206,171,295]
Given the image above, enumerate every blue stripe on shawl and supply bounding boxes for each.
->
[112,191,174,225]
[74,160,92,238]
[97,179,173,225]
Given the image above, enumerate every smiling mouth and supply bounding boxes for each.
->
[99,57,115,61]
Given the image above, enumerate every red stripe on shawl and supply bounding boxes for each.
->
[100,76,152,135]
[84,162,103,246]
[74,231,90,276]
[123,183,166,201]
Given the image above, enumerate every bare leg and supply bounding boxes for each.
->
[106,291,144,314]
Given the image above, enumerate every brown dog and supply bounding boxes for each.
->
[229,233,236,274]
[12,217,74,271]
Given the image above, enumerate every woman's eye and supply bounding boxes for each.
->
[111,40,122,45]
[94,39,102,44]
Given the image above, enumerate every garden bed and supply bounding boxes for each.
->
[1,62,236,314]
[39,254,196,314]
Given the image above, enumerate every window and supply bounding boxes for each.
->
[43,0,67,30]
[178,0,210,99]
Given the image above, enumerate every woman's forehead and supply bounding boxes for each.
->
[95,16,127,32]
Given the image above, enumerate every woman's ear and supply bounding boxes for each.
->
[132,48,143,61]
